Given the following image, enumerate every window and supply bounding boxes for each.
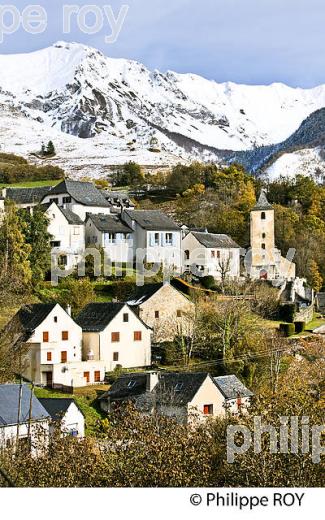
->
[134,331,142,341]
[73,227,80,235]
[61,351,67,363]
[229,251,233,259]
[203,404,213,415]
[155,310,160,319]
[127,381,136,389]
[177,310,182,318]
[47,352,52,362]
[123,313,129,323]
[50,198,59,204]
[211,250,215,258]
[175,382,183,392]
[185,250,190,261]
[154,233,160,245]
[58,255,68,267]
[63,196,72,204]
[217,251,221,259]
[83,372,90,383]
[165,233,173,245]
[94,371,101,383]
[261,243,266,250]
[50,241,61,248]
[54,316,58,323]
[43,331,49,343]
[62,331,69,341]
[261,212,266,220]
[262,233,266,239]
[111,332,120,342]
[113,352,119,362]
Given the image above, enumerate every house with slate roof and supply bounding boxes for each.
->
[182,230,241,280]
[75,302,152,372]
[44,202,85,270]
[41,180,112,221]
[122,209,183,271]
[213,375,253,415]
[99,371,252,423]
[85,213,134,263]
[0,384,49,454]
[4,303,106,390]
[128,282,195,342]
[2,186,53,209]
[39,398,85,438]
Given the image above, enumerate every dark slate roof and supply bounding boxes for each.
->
[6,186,52,205]
[103,373,148,401]
[0,384,49,426]
[87,214,132,234]
[46,180,111,207]
[124,210,180,231]
[60,207,83,225]
[213,375,253,399]
[11,304,57,339]
[192,231,240,249]
[104,192,133,203]
[75,302,126,332]
[38,398,84,421]
[252,191,273,211]
[128,282,178,306]
[106,372,209,407]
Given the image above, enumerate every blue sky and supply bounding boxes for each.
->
[1,0,325,87]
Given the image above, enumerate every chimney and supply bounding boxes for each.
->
[66,305,72,316]
[146,371,159,392]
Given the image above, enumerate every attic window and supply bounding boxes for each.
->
[175,382,183,392]
[261,212,266,220]
[127,381,136,389]
[54,316,58,323]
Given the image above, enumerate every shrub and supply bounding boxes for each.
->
[294,321,306,333]
[279,303,296,323]
[279,323,296,337]
[201,275,216,290]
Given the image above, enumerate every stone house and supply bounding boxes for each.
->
[213,375,253,415]
[39,398,85,438]
[182,231,241,280]
[0,384,49,455]
[100,371,252,423]
[75,302,152,372]
[128,282,195,342]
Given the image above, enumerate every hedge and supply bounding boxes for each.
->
[279,323,296,337]
[279,303,296,323]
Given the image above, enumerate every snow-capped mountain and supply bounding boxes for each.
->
[1,41,325,178]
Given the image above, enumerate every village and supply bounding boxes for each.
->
[0,172,323,463]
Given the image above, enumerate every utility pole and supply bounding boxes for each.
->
[27,382,34,451]
[16,379,23,445]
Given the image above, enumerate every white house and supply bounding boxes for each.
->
[100,371,252,423]
[45,202,85,270]
[0,384,49,455]
[121,209,183,270]
[6,303,106,390]
[76,302,152,372]
[182,231,241,280]
[85,213,134,264]
[41,180,112,221]
[39,398,85,438]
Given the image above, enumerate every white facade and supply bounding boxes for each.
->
[60,402,85,438]
[81,304,152,372]
[85,217,134,264]
[0,420,49,456]
[46,203,85,270]
[41,192,111,222]
[182,232,240,280]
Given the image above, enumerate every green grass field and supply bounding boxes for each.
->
[34,385,109,436]
[0,179,61,189]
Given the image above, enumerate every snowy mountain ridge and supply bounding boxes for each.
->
[1,41,325,178]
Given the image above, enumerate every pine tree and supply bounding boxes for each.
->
[46,141,55,156]
[0,202,32,291]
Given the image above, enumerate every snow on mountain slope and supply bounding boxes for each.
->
[2,41,325,176]
[265,148,325,180]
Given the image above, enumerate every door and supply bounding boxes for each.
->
[83,372,90,383]
[45,371,53,388]
[94,371,101,383]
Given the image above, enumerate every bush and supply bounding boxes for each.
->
[201,275,216,290]
[294,321,306,333]
[279,323,296,337]
[279,303,296,323]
